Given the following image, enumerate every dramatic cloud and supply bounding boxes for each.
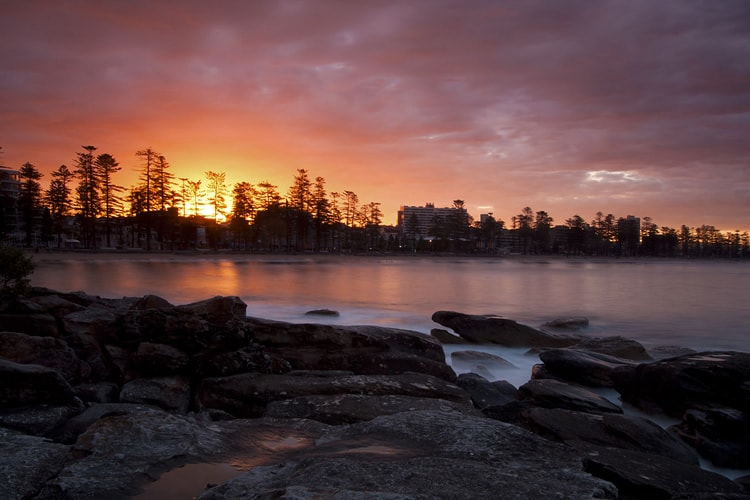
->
[1,0,749,229]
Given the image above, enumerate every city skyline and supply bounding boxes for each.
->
[2,1,749,231]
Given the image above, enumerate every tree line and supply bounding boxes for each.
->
[1,144,748,257]
[1,145,384,252]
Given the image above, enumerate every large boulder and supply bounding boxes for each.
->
[128,342,190,378]
[0,427,71,499]
[581,446,743,499]
[0,298,59,337]
[568,336,652,361]
[198,410,616,499]
[120,376,192,413]
[520,407,698,464]
[0,331,82,383]
[671,406,750,469]
[431,311,581,348]
[0,359,78,407]
[518,379,623,414]
[197,371,471,418]
[535,348,637,387]
[612,351,750,417]
[454,372,518,410]
[248,319,454,380]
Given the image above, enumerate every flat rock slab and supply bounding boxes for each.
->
[612,350,750,417]
[198,372,471,418]
[263,394,480,424]
[537,348,638,387]
[432,311,581,348]
[198,410,617,499]
[520,407,698,465]
[518,379,623,414]
[0,427,70,499]
[581,446,744,499]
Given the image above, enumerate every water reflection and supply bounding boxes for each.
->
[31,255,750,351]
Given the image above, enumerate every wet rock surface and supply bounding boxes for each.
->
[1,290,748,498]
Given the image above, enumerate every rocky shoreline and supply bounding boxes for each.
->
[1,288,749,499]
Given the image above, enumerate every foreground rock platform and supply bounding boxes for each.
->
[1,289,748,498]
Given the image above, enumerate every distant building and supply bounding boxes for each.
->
[0,167,21,199]
[397,203,467,239]
[0,167,22,243]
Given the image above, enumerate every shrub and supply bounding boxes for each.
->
[0,245,34,298]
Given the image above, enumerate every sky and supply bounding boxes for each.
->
[1,0,749,230]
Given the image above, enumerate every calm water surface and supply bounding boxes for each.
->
[31,255,749,352]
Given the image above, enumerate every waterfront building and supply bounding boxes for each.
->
[397,203,468,239]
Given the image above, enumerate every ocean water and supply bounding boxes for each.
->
[31,254,750,354]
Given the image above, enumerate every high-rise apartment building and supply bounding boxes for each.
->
[397,203,467,239]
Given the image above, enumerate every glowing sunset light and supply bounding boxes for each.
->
[1,1,749,231]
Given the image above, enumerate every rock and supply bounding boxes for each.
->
[0,298,59,336]
[581,446,743,499]
[430,328,468,344]
[431,311,581,348]
[612,351,750,417]
[0,359,78,407]
[569,336,652,361]
[0,331,82,383]
[736,474,750,493]
[520,407,698,464]
[28,292,86,321]
[37,406,330,499]
[131,294,173,310]
[128,342,190,377]
[191,344,277,378]
[518,379,623,414]
[264,394,480,425]
[197,372,471,418]
[454,372,517,410]
[198,410,617,499]
[64,332,115,382]
[120,376,192,413]
[248,319,454,380]
[671,407,750,469]
[304,309,339,317]
[177,295,247,325]
[62,305,121,344]
[49,403,152,444]
[648,345,697,360]
[0,402,84,437]
[0,427,71,499]
[544,316,589,330]
[74,382,120,404]
[535,348,637,387]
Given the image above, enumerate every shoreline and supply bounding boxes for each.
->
[24,247,720,265]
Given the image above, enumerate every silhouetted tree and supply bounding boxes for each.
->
[74,145,100,248]
[205,171,228,221]
[256,181,281,211]
[187,180,202,216]
[533,210,553,254]
[153,155,175,211]
[18,162,43,247]
[45,165,73,248]
[95,153,123,247]
[565,214,586,255]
